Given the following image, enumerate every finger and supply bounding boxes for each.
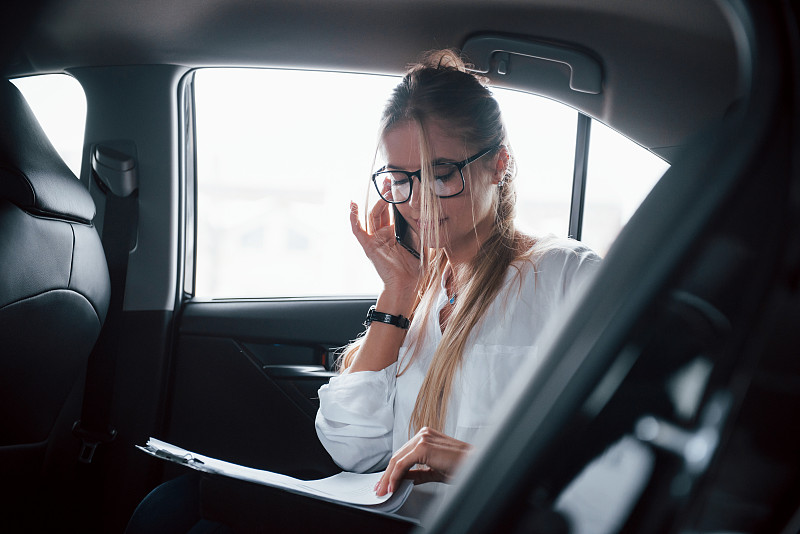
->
[380,175,393,198]
[350,202,371,249]
[349,201,363,235]
[384,446,426,494]
[379,179,403,226]
[369,198,390,234]
[371,178,394,233]
[382,179,396,205]
[375,470,389,496]
[375,456,399,496]
[375,436,414,496]
[379,201,391,230]
[381,200,392,227]
[375,429,432,495]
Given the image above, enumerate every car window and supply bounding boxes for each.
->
[194,69,397,298]
[498,88,577,241]
[581,121,670,255]
[11,74,86,178]
[193,69,666,298]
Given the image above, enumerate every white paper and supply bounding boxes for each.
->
[137,438,414,514]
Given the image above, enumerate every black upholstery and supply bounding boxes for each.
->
[0,79,110,475]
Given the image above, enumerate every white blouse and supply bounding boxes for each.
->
[315,239,602,474]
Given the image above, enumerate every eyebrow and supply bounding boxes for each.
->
[385,157,457,170]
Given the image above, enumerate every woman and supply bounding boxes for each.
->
[126,49,600,533]
[315,49,600,514]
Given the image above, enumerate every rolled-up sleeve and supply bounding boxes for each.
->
[315,362,397,473]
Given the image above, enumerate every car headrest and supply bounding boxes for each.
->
[0,79,95,224]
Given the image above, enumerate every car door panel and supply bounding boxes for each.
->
[165,298,373,479]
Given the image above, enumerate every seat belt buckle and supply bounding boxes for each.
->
[72,420,118,464]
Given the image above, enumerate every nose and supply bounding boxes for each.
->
[407,176,422,211]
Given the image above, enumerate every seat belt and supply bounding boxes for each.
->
[73,143,139,463]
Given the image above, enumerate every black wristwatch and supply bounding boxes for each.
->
[363,305,410,329]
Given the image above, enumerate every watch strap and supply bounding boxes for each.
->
[364,305,410,329]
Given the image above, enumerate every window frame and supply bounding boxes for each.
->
[180,67,665,300]
[569,113,592,241]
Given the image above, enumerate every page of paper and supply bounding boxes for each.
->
[302,471,414,509]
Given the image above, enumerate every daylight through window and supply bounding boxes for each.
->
[193,69,667,298]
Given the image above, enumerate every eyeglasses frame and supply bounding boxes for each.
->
[371,145,499,204]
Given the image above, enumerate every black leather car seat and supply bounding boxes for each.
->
[0,79,110,484]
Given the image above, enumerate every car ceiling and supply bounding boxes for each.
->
[7,0,739,156]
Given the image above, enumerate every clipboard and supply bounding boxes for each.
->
[137,437,415,515]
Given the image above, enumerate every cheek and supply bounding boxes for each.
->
[459,180,496,220]
[464,169,495,202]
[442,196,475,226]
[477,188,497,217]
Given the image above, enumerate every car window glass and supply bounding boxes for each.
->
[194,69,395,298]
[11,74,86,178]
[498,88,577,239]
[194,69,578,298]
[582,121,670,255]
[193,69,663,298]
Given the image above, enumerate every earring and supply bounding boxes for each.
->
[497,152,510,188]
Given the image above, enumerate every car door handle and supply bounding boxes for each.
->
[262,365,337,380]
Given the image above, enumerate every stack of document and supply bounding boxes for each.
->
[138,437,414,514]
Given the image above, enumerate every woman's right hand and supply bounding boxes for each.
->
[347,185,422,373]
[375,427,473,496]
[349,195,421,299]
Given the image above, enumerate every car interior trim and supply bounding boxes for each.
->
[462,34,603,94]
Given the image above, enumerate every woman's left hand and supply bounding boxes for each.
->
[375,427,473,496]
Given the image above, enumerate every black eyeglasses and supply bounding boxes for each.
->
[371,145,498,204]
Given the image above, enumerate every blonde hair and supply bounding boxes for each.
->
[342,49,543,434]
